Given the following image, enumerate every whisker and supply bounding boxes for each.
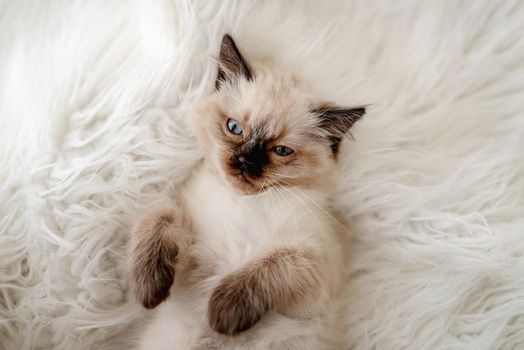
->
[265,171,348,230]
[272,181,304,237]
[273,181,326,237]
[286,185,348,230]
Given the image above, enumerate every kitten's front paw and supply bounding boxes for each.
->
[130,244,176,309]
[207,274,268,336]
[129,208,180,309]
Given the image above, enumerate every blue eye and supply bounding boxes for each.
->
[227,119,243,135]
[273,145,294,156]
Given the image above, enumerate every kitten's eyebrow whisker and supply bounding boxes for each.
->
[285,117,307,132]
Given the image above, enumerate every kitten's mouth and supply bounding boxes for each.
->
[236,172,258,188]
[225,169,266,195]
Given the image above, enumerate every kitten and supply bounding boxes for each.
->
[129,34,365,350]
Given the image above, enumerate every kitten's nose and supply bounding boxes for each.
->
[237,155,262,177]
[238,156,252,171]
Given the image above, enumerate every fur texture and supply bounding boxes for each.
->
[129,36,360,348]
[129,207,189,310]
[133,161,346,349]
[1,1,523,349]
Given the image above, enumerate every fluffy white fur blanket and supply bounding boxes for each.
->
[1,1,523,349]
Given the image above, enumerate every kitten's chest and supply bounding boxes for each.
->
[180,168,287,261]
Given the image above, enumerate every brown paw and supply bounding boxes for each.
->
[130,243,177,309]
[129,209,180,309]
[207,273,268,336]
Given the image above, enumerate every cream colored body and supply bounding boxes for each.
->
[132,34,363,350]
[137,162,345,350]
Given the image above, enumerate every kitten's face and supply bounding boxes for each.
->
[190,35,365,195]
[197,82,334,194]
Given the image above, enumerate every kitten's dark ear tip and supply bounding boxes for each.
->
[222,33,234,44]
[312,104,367,154]
[353,106,366,117]
[215,33,253,90]
[312,104,367,126]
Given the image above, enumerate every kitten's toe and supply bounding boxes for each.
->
[207,275,267,336]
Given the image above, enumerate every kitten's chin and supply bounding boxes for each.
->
[224,172,267,196]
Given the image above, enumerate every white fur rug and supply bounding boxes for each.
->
[1,1,523,349]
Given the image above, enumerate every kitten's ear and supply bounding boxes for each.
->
[215,34,253,90]
[312,105,366,154]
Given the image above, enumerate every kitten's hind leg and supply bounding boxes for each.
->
[129,207,192,309]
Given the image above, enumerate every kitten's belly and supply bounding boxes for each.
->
[150,169,343,349]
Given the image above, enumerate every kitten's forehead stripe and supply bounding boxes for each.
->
[250,125,269,143]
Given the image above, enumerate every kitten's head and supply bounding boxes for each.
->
[190,34,365,195]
